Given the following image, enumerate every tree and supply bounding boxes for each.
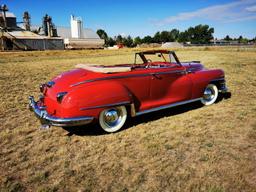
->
[96,29,108,44]
[238,35,243,43]
[142,35,153,44]
[106,37,116,46]
[123,35,134,47]
[169,29,180,42]
[237,36,248,44]
[177,25,214,44]
[159,31,170,42]
[134,36,142,46]
[178,31,189,43]
[224,35,232,41]
[105,24,215,46]
[190,25,214,44]
[201,25,214,43]
[153,31,161,43]
[115,35,123,44]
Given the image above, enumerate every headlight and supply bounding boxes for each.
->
[57,92,68,103]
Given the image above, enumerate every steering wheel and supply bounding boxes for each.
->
[145,59,152,68]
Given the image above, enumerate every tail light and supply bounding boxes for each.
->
[57,92,68,103]
[46,81,55,87]
[40,81,55,93]
[40,84,46,93]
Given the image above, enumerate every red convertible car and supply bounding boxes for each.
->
[29,50,229,133]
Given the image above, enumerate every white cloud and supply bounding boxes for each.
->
[245,5,256,11]
[154,0,256,26]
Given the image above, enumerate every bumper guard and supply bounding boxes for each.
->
[28,96,94,127]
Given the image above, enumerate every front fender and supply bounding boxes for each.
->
[191,69,225,98]
[60,81,133,118]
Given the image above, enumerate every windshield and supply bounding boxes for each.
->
[144,53,169,62]
[134,51,180,65]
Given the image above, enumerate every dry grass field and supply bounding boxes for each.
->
[0,47,256,192]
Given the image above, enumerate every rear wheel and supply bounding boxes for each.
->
[99,106,127,133]
[201,84,218,105]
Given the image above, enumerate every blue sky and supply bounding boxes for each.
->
[1,0,256,39]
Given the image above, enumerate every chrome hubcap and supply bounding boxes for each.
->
[203,87,215,101]
[103,109,120,127]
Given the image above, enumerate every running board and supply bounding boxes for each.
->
[135,98,202,116]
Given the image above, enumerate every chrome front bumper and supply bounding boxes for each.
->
[28,96,94,127]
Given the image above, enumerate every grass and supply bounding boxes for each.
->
[0,47,256,191]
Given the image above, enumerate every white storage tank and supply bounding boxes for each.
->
[70,15,83,38]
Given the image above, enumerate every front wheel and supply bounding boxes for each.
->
[201,84,218,105]
[99,106,127,133]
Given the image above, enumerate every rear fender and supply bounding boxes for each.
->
[60,81,133,118]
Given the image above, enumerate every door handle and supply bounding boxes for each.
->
[186,70,193,74]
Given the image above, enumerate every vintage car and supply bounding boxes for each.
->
[29,50,229,133]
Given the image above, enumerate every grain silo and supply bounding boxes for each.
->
[58,15,104,49]
[71,15,83,38]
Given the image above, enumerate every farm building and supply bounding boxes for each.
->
[57,15,104,49]
[0,5,64,50]
[1,5,102,50]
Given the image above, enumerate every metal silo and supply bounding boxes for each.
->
[71,15,83,38]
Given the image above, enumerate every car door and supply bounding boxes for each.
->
[147,65,192,109]
[118,69,151,111]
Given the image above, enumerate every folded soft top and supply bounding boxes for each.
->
[76,64,131,73]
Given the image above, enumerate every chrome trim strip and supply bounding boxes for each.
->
[29,96,94,127]
[71,73,149,87]
[71,69,185,87]
[135,98,202,116]
[80,101,130,110]
[152,70,186,76]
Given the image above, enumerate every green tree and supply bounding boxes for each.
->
[224,35,232,41]
[115,35,123,44]
[153,31,161,43]
[134,36,142,45]
[96,29,108,44]
[106,37,116,46]
[142,35,153,44]
[169,29,180,41]
[178,31,189,43]
[178,25,214,44]
[123,35,134,47]
[160,31,170,42]
[237,36,248,44]
[191,24,214,44]
[238,35,244,43]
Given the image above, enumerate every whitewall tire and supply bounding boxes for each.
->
[99,106,127,133]
[201,84,219,106]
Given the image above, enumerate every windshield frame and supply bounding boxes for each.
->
[134,50,181,66]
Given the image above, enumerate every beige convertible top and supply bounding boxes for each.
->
[76,64,131,73]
